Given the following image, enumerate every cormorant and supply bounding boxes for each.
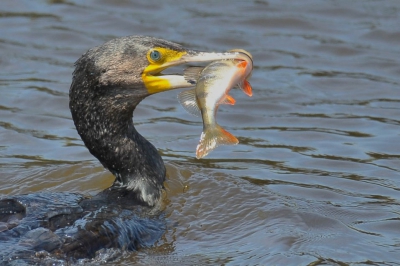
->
[0,36,245,264]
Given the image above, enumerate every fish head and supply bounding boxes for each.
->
[228,49,253,79]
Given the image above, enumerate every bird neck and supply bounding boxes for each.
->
[69,85,166,207]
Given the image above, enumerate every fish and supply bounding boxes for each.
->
[178,50,253,159]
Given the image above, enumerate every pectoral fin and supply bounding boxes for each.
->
[177,89,201,117]
[236,61,248,69]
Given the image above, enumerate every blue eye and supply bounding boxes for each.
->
[150,50,161,61]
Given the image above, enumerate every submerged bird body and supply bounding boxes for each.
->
[0,36,247,264]
[178,52,253,158]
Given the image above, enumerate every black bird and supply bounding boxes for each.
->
[0,36,244,264]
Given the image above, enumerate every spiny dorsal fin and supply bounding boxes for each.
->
[177,89,201,117]
[183,67,204,84]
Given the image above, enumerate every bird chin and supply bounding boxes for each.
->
[159,74,193,89]
[142,73,193,95]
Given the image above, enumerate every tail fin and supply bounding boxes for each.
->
[196,124,239,159]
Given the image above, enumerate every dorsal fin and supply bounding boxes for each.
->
[177,89,201,117]
[183,67,204,84]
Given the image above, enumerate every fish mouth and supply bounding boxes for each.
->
[142,50,249,95]
[228,49,253,68]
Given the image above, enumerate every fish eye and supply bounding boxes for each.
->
[149,50,162,62]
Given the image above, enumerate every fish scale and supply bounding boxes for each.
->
[178,51,253,158]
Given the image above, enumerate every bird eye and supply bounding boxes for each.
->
[149,50,161,61]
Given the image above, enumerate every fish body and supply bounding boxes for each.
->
[178,52,253,158]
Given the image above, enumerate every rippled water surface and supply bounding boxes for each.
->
[1,0,400,265]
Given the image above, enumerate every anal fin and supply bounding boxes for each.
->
[220,94,236,105]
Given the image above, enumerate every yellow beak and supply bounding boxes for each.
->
[142,48,248,95]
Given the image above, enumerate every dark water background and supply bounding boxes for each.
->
[1,0,400,265]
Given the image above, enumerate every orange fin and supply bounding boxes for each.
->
[236,60,248,69]
[239,80,253,97]
[196,124,239,159]
[220,94,236,105]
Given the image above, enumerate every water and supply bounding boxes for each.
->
[1,0,400,265]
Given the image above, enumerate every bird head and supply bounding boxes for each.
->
[69,36,248,206]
